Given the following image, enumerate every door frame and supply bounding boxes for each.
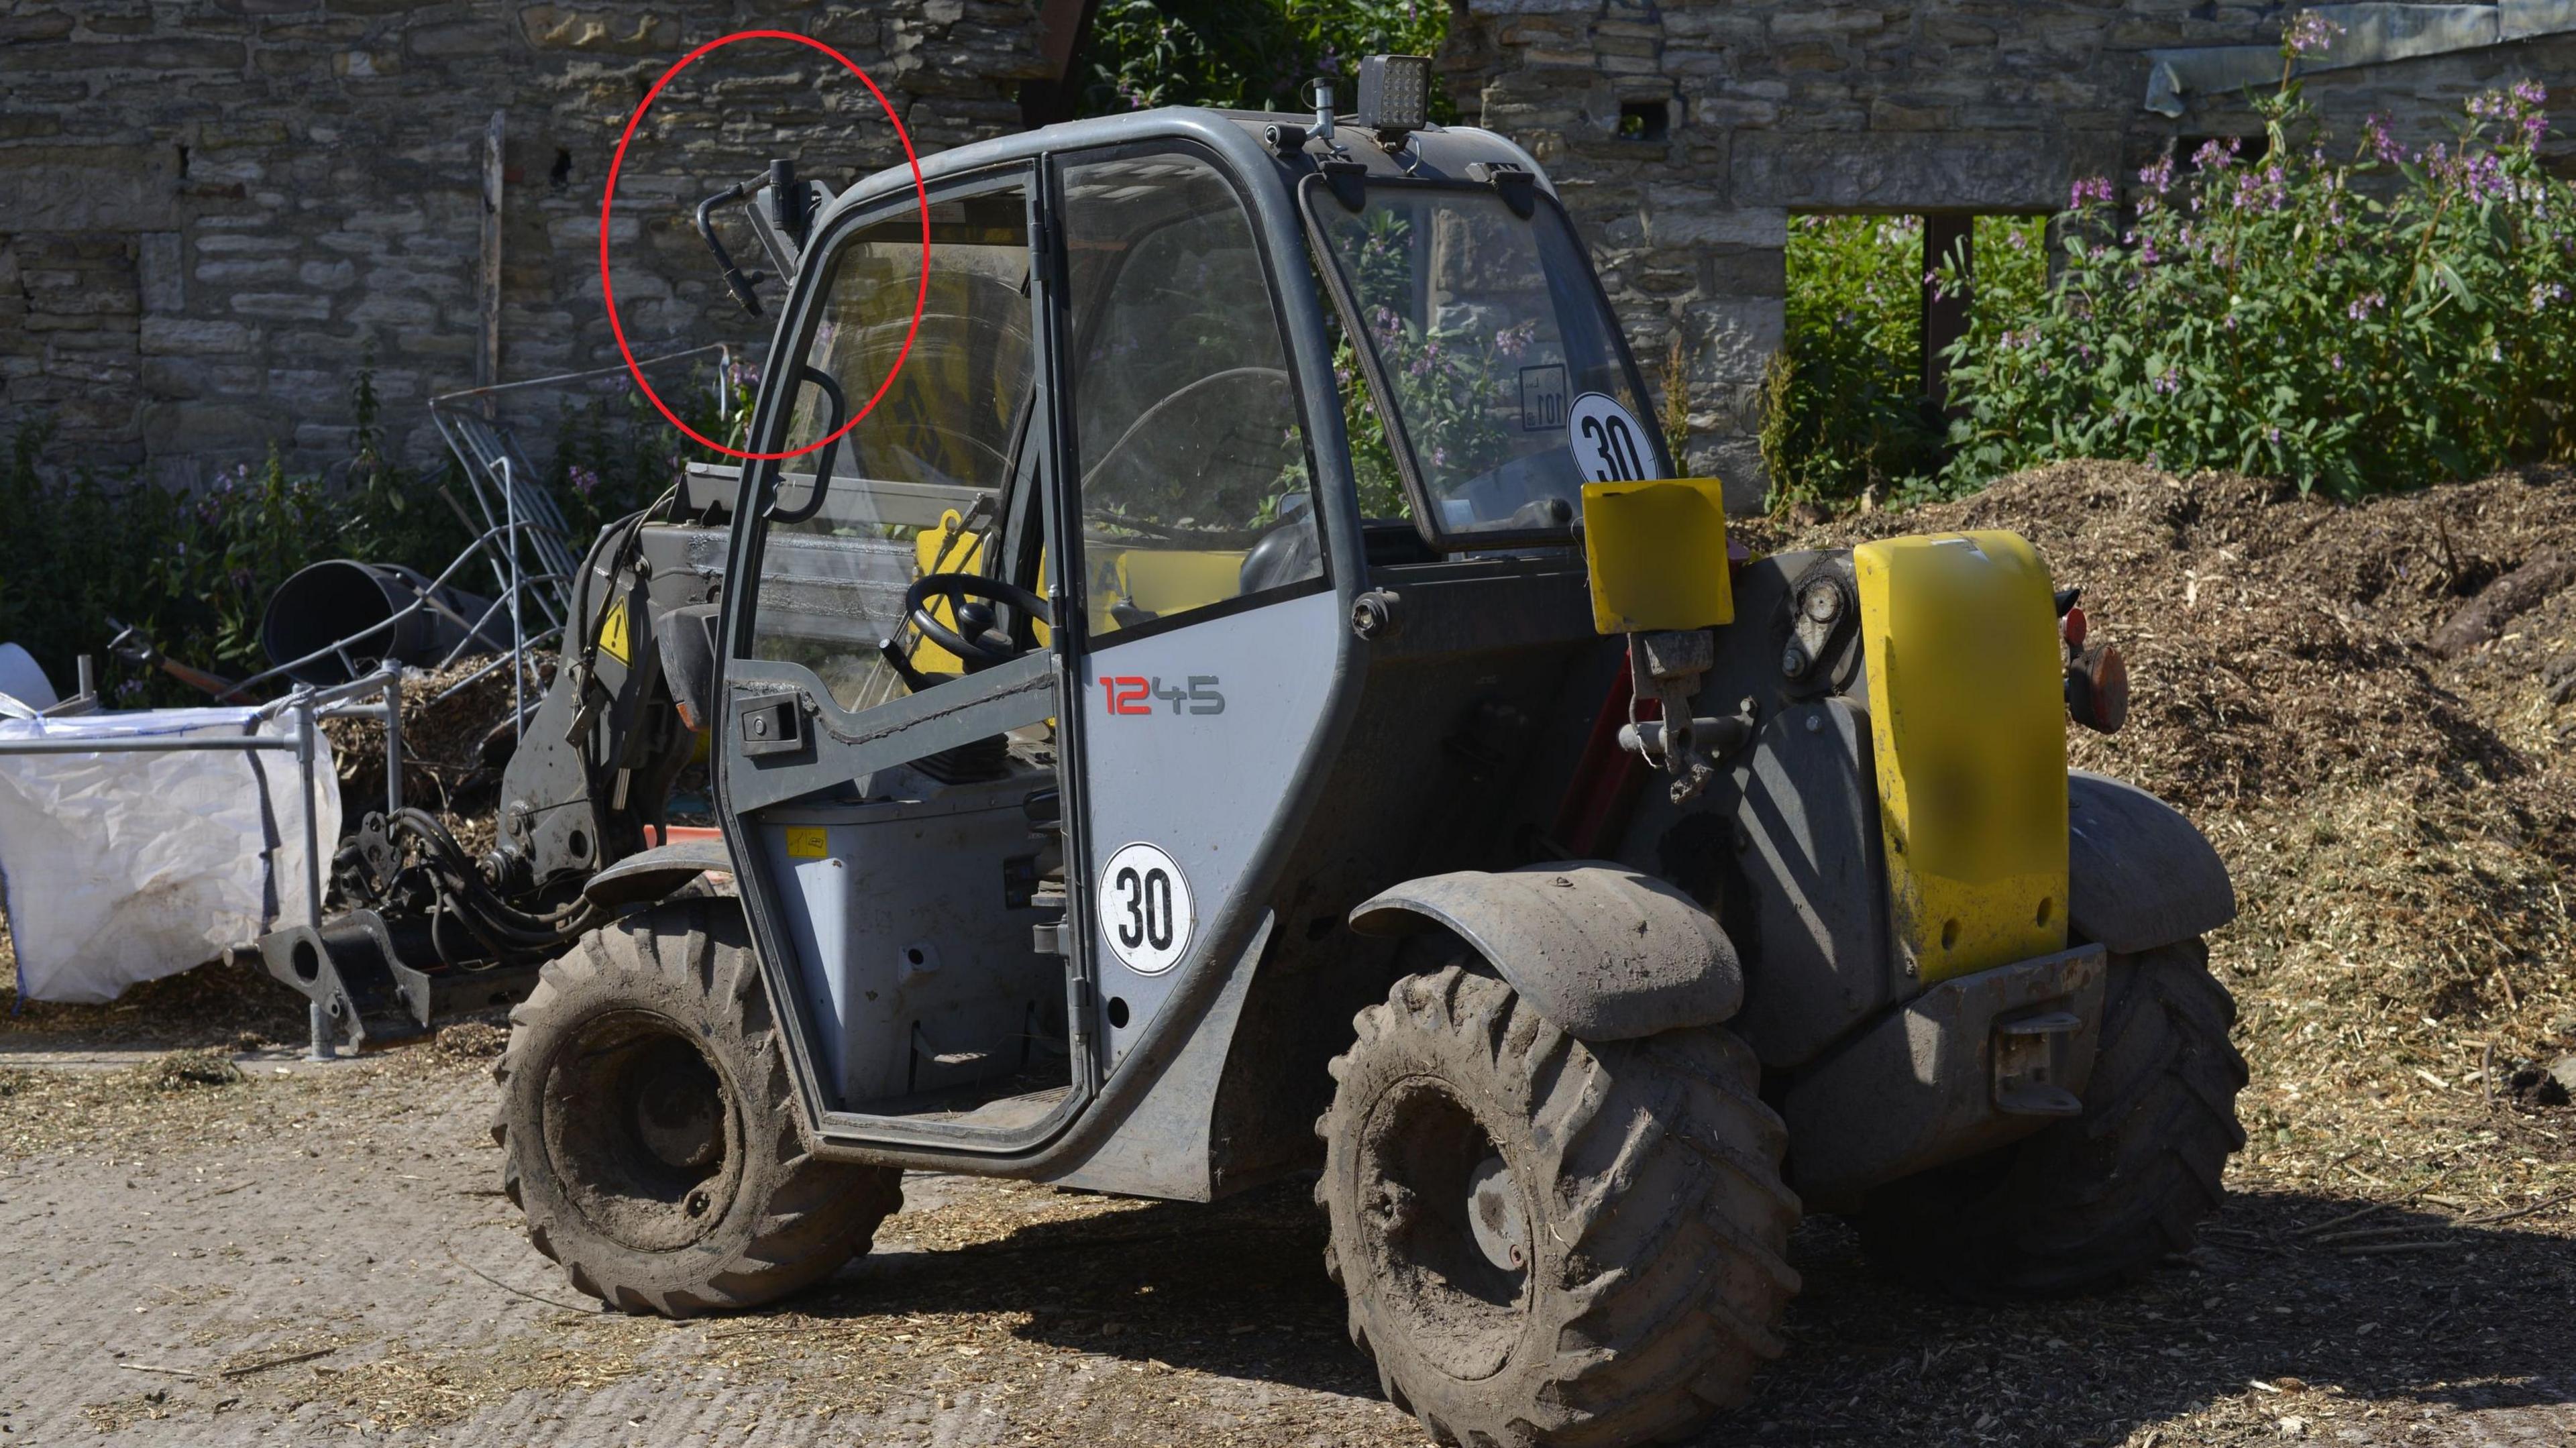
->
[710,117,1377,1174]
[714,159,1090,1156]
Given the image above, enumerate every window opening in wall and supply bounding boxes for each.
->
[549,148,573,191]
[1617,100,1670,143]
[176,144,189,180]
[1761,212,2047,507]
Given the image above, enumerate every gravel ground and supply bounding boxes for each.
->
[0,1034,2567,1447]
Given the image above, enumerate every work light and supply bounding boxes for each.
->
[1356,54,1430,141]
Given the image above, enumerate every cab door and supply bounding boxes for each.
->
[1045,146,1344,1076]
[715,166,1087,1151]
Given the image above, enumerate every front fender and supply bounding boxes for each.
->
[1349,862,1741,1041]
[582,837,734,911]
[2068,771,2236,952]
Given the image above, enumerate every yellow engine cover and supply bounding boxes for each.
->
[1854,531,2069,984]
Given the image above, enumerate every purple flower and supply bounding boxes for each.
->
[2069,175,2114,209]
[2284,9,2344,58]
[2138,153,2176,192]
[2364,114,2407,166]
[2190,136,2241,173]
[568,465,602,498]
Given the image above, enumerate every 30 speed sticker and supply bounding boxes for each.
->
[1568,391,1656,483]
[1098,842,1193,975]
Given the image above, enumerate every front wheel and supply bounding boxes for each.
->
[1317,963,1803,1447]
[1858,938,2249,1298]
[491,900,903,1317]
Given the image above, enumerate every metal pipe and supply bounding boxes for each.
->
[381,669,403,817]
[503,457,525,744]
[0,734,299,755]
[295,688,331,1062]
[427,343,725,408]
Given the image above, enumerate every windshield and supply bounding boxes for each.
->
[1311,182,1661,540]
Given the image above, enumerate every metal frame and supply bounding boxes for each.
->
[0,667,405,1059]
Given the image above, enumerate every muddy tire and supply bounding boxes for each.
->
[492,899,902,1317]
[1858,938,2249,1299]
[1317,963,1802,1447]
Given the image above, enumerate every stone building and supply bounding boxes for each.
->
[1442,0,2576,506]
[7,1,2573,502]
[0,2,1077,486]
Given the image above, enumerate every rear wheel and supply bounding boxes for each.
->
[492,900,903,1316]
[1318,963,1802,1447]
[1858,938,2248,1298]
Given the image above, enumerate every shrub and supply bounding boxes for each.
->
[1760,214,2045,504]
[1079,0,1454,120]
[1935,62,2576,498]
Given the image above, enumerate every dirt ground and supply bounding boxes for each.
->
[4,463,2574,1446]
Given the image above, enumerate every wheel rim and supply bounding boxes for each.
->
[1354,1077,1531,1382]
[541,1010,745,1253]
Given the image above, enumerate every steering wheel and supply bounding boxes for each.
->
[1080,367,1294,489]
[904,571,1053,667]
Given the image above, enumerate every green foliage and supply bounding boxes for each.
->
[1761,215,1932,504]
[1079,0,1455,121]
[1935,78,2576,498]
[1760,214,2045,505]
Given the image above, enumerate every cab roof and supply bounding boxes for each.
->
[816,107,1554,235]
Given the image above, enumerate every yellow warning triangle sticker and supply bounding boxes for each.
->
[598,598,631,665]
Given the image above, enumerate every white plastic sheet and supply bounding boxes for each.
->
[0,707,338,1003]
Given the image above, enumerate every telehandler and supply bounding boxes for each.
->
[260,58,2247,1446]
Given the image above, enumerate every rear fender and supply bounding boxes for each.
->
[2067,771,2235,953]
[1349,862,1742,1041]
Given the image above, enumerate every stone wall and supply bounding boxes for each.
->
[1442,0,2576,508]
[0,2,1054,488]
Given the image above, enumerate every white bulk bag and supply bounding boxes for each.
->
[0,707,339,1003]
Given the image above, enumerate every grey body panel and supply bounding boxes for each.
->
[1780,942,2107,1212]
[1081,589,1345,1068]
[755,771,1059,1105]
[724,655,1055,816]
[1618,551,1889,1072]
[582,838,734,910]
[1350,861,1742,1041]
[1042,913,1274,1200]
[2067,771,2236,953]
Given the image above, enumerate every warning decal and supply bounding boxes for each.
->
[597,598,633,665]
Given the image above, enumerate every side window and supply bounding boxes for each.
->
[1062,154,1319,637]
[753,186,1035,711]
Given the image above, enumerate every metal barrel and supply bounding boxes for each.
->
[259,559,507,685]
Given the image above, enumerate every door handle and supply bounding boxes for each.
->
[737,692,807,757]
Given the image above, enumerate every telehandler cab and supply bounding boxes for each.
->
[288,60,2251,1447]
